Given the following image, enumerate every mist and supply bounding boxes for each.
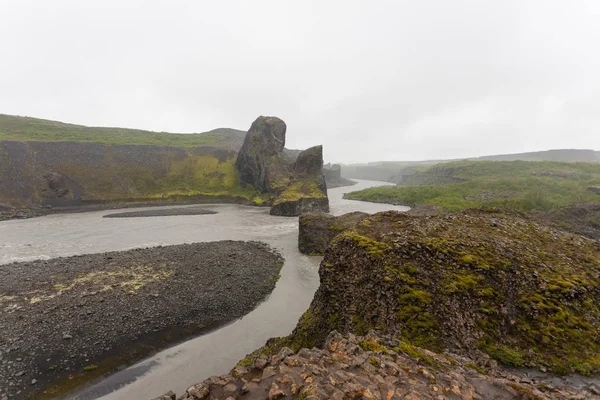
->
[1,0,599,162]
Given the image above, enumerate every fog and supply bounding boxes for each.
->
[1,0,599,162]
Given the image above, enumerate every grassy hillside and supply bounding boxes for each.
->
[345,161,600,212]
[0,114,245,149]
[341,150,599,183]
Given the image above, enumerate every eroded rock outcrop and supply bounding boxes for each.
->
[270,145,329,216]
[289,209,600,377]
[154,330,598,400]
[298,211,369,255]
[235,116,288,193]
[236,117,329,216]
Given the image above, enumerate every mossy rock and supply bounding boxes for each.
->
[298,211,369,255]
[287,208,600,375]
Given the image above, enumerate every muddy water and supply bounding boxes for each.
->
[0,180,407,399]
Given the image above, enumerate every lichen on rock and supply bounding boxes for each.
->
[298,211,369,255]
[235,117,329,216]
[289,208,600,375]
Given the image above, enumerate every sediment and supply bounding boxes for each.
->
[0,241,283,399]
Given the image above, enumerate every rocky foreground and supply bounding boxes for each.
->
[0,241,283,400]
[153,208,600,399]
[154,330,598,400]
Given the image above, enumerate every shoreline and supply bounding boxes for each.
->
[0,241,283,400]
[0,195,263,222]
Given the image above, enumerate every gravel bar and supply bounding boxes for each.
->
[0,241,283,399]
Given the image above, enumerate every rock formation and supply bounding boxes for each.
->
[235,116,287,193]
[323,163,357,188]
[235,116,329,216]
[289,209,600,376]
[153,330,598,400]
[151,208,600,400]
[298,211,369,255]
[589,186,600,195]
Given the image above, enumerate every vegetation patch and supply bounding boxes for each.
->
[345,160,600,212]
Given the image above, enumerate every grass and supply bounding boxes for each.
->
[0,114,237,148]
[345,160,600,212]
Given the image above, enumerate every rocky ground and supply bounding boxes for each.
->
[103,206,218,218]
[154,331,599,400]
[0,208,46,222]
[534,203,600,242]
[0,241,283,400]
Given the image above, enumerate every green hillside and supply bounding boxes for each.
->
[345,160,600,212]
[0,114,244,149]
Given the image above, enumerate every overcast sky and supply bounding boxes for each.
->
[1,1,599,163]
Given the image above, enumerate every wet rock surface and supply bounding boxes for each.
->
[154,331,598,400]
[235,117,329,217]
[269,145,329,217]
[298,211,369,255]
[235,116,288,193]
[0,241,283,399]
[103,206,218,218]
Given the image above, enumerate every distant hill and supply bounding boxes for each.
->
[342,149,600,183]
[471,149,600,163]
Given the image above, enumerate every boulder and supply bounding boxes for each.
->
[269,145,329,216]
[298,211,369,255]
[235,116,288,193]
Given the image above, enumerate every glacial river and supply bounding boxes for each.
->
[0,180,408,400]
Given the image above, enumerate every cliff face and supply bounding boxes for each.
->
[236,116,329,217]
[0,140,257,210]
[0,114,329,216]
[298,212,368,255]
[289,209,600,376]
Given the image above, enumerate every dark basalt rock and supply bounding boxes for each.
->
[268,145,329,217]
[235,116,288,193]
[236,117,330,216]
[270,197,330,217]
[298,211,369,255]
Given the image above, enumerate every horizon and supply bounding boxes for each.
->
[2,1,600,163]
[2,112,598,164]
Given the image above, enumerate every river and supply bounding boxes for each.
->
[0,180,408,400]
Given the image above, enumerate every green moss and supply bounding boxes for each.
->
[352,315,370,336]
[394,342,439,367]
[464,363,486,375]
[369,356,379,368]
[338,230,391,259]
[360,338,388,354]
[83,364,98,371]
[507,384,544,400]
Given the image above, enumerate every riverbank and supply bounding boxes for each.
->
[0,241,283,400]
[103,206,218,218]
[0,195,261,222]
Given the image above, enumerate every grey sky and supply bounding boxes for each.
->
[1,1,599,163]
